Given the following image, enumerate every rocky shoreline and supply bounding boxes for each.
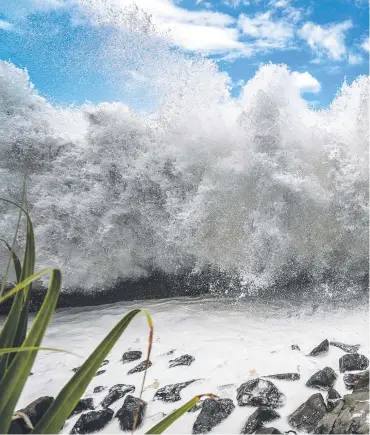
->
[11,340,369,434]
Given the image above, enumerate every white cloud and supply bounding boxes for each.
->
[348,53,363,65]
[298,20,352,60]
[360,36,369,52]
[238,11,295,48]
[222,0,251,7]
[167,22,243,52]
[291,71,321,93]
[0,19,14,31]
[76,0,245,55]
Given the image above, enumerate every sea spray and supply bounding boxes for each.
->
[0,6,368,293]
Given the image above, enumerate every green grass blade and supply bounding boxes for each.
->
[145,394,217,434]
[0,268,53,304]
[0,184,25,297]
[0,197,35,377]
[0,269,61,434]
[0,347,79,357]
[33,309,152,434]
[0,239,22,283]
[0,268,52,380]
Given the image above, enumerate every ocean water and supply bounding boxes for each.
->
[18,296,369,433]
[0,57,368,294]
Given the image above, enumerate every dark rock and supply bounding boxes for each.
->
[93,386,106,394]
[314,389,369,434]
[17,396,54,429]
[237,378,285,408]
[192,398,235,434]
[256,428,282,434]
[109,384,135,394]
[115,395,147,431]
[9,417,34,434]
[169,354,195,368]
[94,370,106,377]
[127,360,152,375]
[263,373,300,381]
[326,388,341,412]
[101,389,127,408]
[339,353,369,373]
[306,367,337,390]
[288,393,327,433]
[71,409,114,434]
[165,349,175,355]
[121,351,142,364]
[100,359,109,368]
[291,345,300,351]
[155,380,196,402]
[70,399,94,417]
[188,402,204,413]
[329,341,360,353]
[241,407,280,434]
[308,340,329,357]
[343,369,369,392]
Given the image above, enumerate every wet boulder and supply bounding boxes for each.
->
[343,369,369,392]
[192,398,235,434]
[169,354,195,368]
[263,373,300,381]
[288,393,327,433]
[155,380,196,402]
[93,386,106,394]
[109,384,135,394]
[306,367,337,390]
[115,395,147,431]
[326,388,341,412]
[70,398,94,417]
[237,378,285,408]
[308,340,329,357]
[121,351,142,364]
[188,402,203,413]
[127,360,152,375]
[101,389,127,408]
[255,428,282,434]
[9,397,54,434]
[339,353,369,373]
[71,409,114,434]
[329,341,360,353]
[314,389,369,434]
[241,407,280,434]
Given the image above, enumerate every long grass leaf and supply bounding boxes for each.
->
[0,196,34,377]
[0,239,22,283]
[0,268,53,304]
[0,347,79,357]
[0,184,25,297]
[145,394,217,434]
[33,309,152,434]
[0,269,61,433]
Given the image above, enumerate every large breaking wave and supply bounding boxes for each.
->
[0,11,368,293]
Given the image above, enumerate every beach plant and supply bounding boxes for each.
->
[0,196,213,434]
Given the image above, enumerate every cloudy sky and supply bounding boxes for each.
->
[0,0,368,107]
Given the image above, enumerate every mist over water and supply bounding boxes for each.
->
[0,6,368,294]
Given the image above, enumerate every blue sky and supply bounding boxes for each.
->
[0,0,369,108]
